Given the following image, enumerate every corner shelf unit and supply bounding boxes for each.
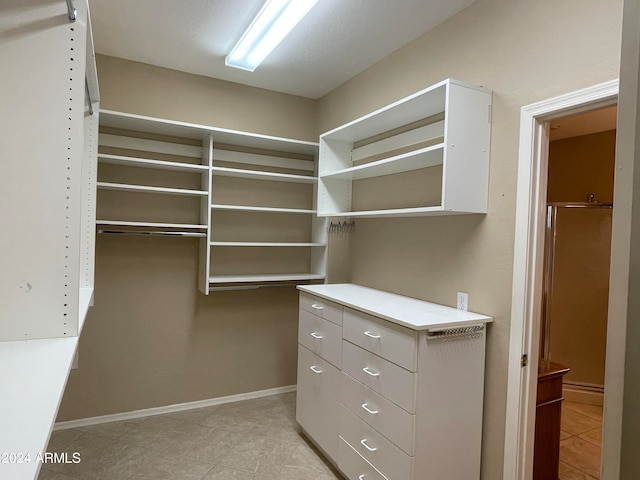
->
[318,78,492,218]
[96,110,327,294]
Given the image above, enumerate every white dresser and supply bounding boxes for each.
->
[296,284,492,480]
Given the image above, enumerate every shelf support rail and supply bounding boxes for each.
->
[65,0,76,22]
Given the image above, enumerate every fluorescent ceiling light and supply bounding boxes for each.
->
[226,0,319,72]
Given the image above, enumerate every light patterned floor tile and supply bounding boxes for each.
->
[220,435,298,477]
[560,437,601,479]
[42,393,346,480]
[561,408,602,436]
[46,429,85,453]
[201,465,270,480]
[578,427,603,447]
[563,402,604,421]
[127,455,214,480]
[37,468,75,480]
[44,432,159,479]
[559,460,598,480]
[283,440,341,477]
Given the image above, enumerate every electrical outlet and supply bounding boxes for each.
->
[457,291,468,311]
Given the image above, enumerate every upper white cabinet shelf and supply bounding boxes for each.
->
[318,78,492,218]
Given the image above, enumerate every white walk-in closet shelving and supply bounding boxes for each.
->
[96,111,328,294]
[318,78,492,218]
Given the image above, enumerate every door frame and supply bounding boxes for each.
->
[503,79,619,479]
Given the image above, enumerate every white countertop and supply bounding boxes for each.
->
[0,337,78,479]
[0,288,92,480]
[298,283,492,330]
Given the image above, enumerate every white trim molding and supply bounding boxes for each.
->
[504,80,619,480]
[54,385,296,430]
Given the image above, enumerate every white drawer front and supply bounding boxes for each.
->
[341,372,415,455]
[340,405,413,480]
[342,340,416,414]
[343,308,417,371]
[300,293,344,326]
[338,437,388,480]
[299,309,342,367]
[296,345,341,460]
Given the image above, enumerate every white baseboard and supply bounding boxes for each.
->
[54,384,297,431]
[563,384,604,406]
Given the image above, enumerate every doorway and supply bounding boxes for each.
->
[503,80,619,480]
[536,106,617,479]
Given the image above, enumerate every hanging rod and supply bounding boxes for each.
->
[97,229,206,238]
[66,0,76,22]
[85,78,94,116]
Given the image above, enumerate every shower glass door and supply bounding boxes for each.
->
[541,203,612,389]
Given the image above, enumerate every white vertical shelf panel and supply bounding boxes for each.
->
[199,135,214,295]
[441,82,492,213]
[0,0,88,341]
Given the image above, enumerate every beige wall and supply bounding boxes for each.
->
[95,54,318,141]
[548,130,617,203]
[317,0,622,478]
[57,56,320,420]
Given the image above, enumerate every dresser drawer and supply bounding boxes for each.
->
[340,405,413,480]
[341,372,415,455]
[299,309,342,367]
[343,308,418,371]
[296,345,341,460]
[300,293,343,326]
[338,438,388,480]
[342,341,416,414]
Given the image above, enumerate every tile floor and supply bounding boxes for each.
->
[559,401,603,480]
[38,394,604,480]
[38,392,344,480]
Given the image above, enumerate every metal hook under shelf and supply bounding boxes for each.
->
[328,221,355,234]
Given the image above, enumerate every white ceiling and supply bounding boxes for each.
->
[87,0,476,99]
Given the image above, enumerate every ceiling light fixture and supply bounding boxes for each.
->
[225,0,319,72]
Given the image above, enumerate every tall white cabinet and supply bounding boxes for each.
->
[296,284,492,480]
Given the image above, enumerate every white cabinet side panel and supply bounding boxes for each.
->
[441,84,492,213]
[199,135,213,294]
[0,2,87,340]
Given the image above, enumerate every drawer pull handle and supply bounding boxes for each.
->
[311,304,324,310]
[309,366,323,374]
[362,367,380,377]
[359,476,366,480]
[310,332,323,339]
[361,403,379,415]
[360,439,377,452]
[363,330,381,339]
